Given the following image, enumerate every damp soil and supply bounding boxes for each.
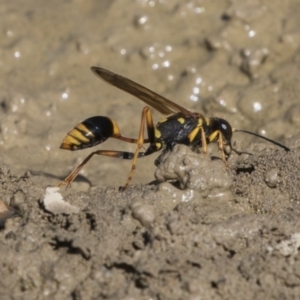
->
[1,0,300,299]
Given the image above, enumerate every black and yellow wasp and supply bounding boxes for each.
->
[58,67,290,190]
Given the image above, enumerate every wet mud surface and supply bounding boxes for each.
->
[2,147,300,299]
[1,0,300,299]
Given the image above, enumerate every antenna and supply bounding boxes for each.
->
[233,129,290,151]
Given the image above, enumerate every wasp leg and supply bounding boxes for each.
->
[208,130,228,165]
[217,133,227,163]
[200,127,207,154]
[186,124,208,154]
[121,106,157,191]
[57,150,145,187]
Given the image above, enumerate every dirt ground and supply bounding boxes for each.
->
[1,0,300,299]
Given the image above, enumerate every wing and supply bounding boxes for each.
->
[91,66,193,116]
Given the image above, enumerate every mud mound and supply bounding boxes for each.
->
[1,143,300,299]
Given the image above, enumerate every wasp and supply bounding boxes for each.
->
[58,67,290,190]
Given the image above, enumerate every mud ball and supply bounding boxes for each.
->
[131,200,155,227]
[154,144,233,197]
[264,168,279,188]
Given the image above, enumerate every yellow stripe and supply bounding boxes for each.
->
[177,117,185,124]
[198,118,203,126]
[208,130,219,142]
[159,117,168,123]
[110,120,121,137]
[188,127,200,142]
[72,128,90,143]
[155,128,161,138]
[62,134,82,146]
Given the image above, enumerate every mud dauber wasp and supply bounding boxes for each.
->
[58,67,290,190]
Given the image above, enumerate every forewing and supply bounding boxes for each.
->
[91,66,193,115]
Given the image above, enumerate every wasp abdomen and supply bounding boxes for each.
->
[60,116,116,151]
